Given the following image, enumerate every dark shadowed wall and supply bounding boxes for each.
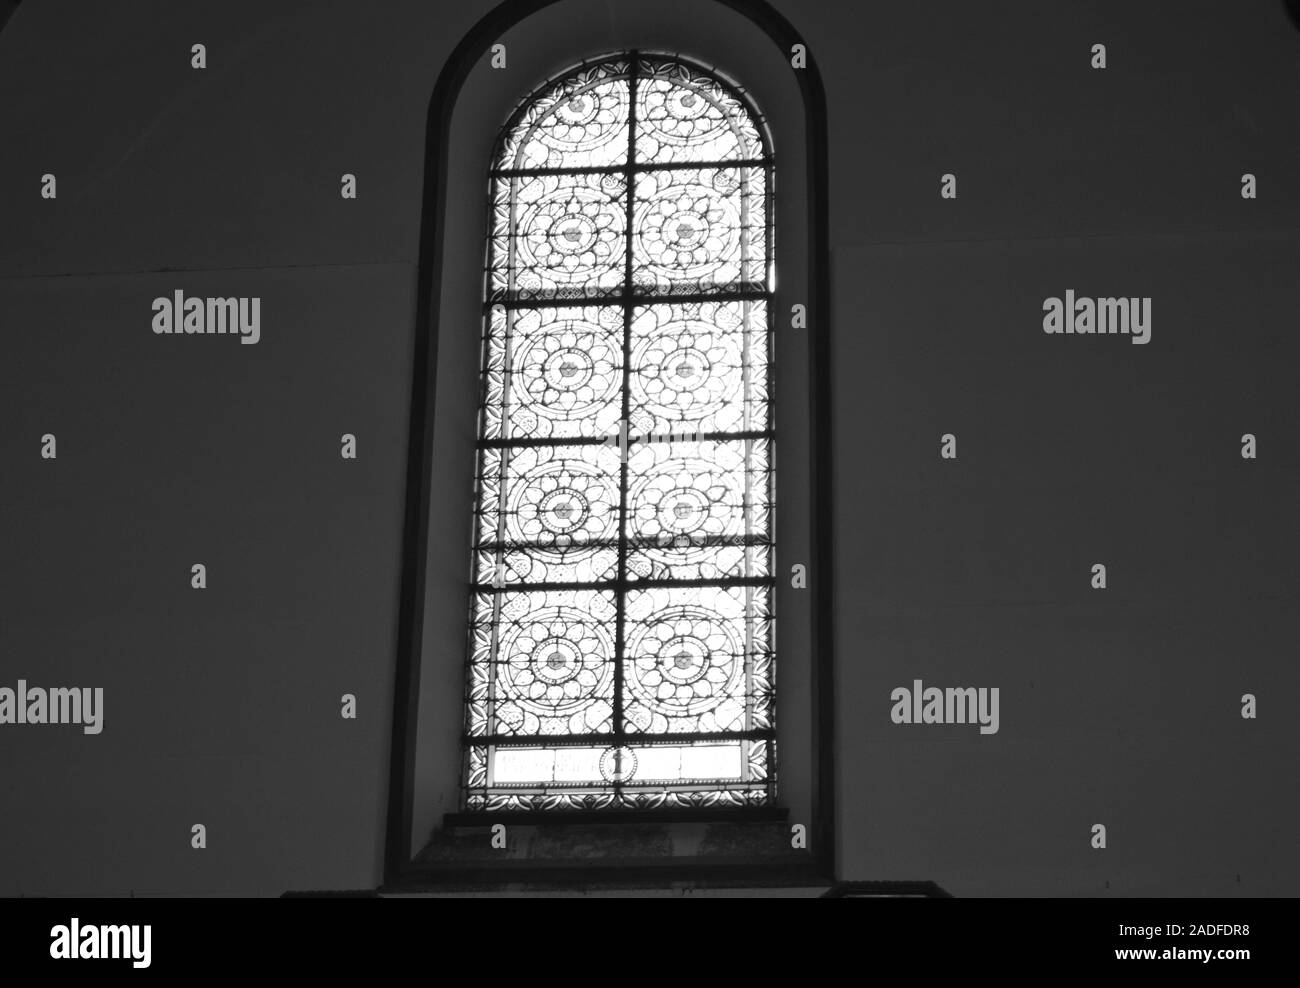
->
[1,0,1296,896]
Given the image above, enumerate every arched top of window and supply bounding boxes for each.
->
[493,53,771,175]
[487,52,773,309]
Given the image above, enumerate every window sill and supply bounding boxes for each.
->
[380,808,826,892]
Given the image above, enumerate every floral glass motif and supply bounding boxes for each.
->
[466,53,774,811]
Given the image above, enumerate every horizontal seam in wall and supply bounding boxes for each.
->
[833,224,1300,249]
[0,259,418,281]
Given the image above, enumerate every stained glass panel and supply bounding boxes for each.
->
[628,300,769,435]
[631,167,768,296]
[489,172,628,303]
[495,59,632,171]
[468,589,617,738]
[634,56,766,164]
[465,53,775,813]
[622,585,773,735]
[474,443,622,585]
[625,439,772,582]
[481,305,625,441]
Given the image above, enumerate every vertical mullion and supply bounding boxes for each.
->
[612,56,639,796]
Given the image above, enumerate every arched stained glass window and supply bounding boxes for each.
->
[464,52,774,812]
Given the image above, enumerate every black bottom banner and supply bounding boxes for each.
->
[0,893,1278,976]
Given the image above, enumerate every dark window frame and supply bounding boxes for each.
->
[385,0,834,887]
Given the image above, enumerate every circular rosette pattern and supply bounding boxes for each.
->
[624,604,746,732]
[632,175,740,287]
[516,181,626,291]
[630,459,735,542]
[495,606,614,734]
[516,312,622,426]
[631,312,741,428]
[637,82,735,157]
[533,86,627,158]
[509,456,618,556]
